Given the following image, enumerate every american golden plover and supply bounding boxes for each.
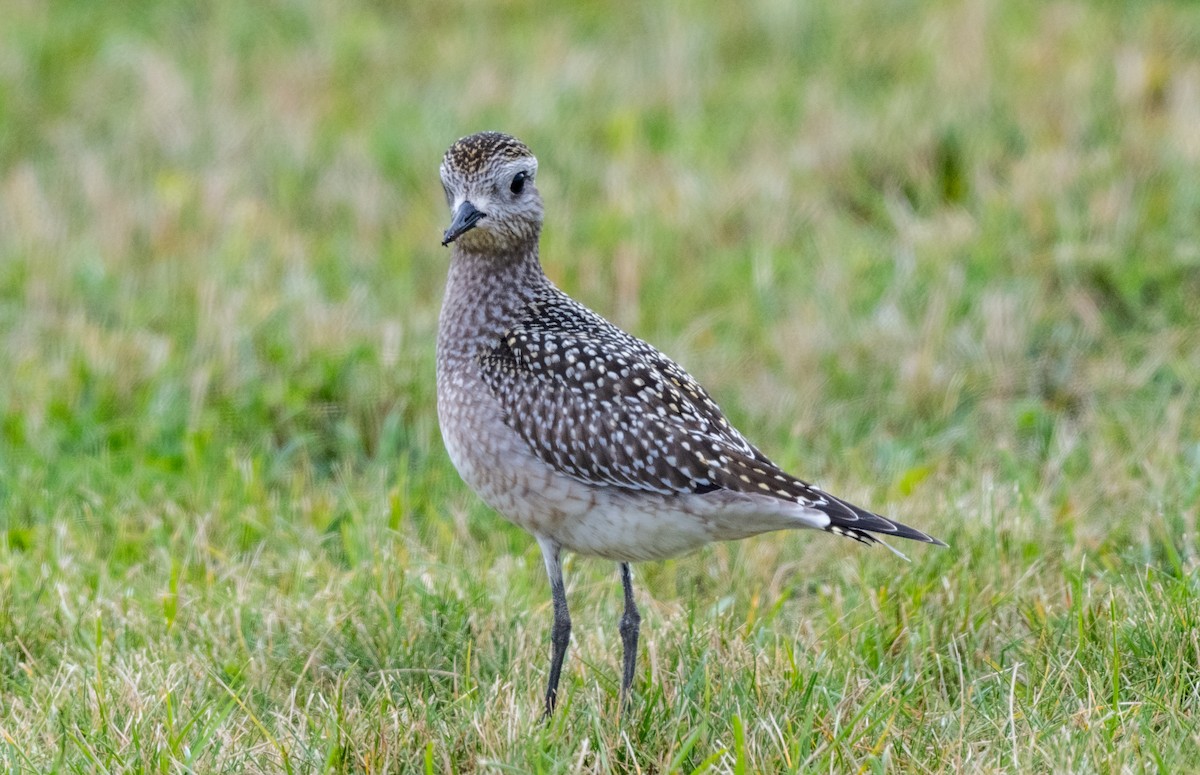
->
[435,131,944,717]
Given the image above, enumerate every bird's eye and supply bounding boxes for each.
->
[510,171,527,195]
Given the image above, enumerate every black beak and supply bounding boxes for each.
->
[441,201,486,246]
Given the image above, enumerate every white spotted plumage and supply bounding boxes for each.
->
[434,131,945,715]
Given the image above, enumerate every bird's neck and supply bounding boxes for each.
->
[438,243,547,364]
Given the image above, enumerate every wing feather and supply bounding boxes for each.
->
[477,288,945,547]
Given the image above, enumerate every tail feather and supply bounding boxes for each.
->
[701,442,946,549]
[820,492,947,548]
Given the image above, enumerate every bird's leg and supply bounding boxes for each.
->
[538,538,571,718]
[618,562,641,709]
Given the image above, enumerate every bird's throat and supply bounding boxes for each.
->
[438,244,546,364]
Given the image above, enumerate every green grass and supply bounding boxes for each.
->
[2,0,1199,771]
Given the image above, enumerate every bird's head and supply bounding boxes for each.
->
[440,131,543,252]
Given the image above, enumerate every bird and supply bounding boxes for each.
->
[435,130,945,717]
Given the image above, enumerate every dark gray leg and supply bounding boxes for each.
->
[538,538,571,717]
[618,562,641,706]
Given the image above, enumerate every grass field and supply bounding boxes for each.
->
[2,0,1199,771]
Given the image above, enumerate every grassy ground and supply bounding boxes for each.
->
[2,0,1199,771]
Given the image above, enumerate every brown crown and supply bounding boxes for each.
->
[444,131,533,175]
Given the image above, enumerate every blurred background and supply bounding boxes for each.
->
[1,0,1198,770]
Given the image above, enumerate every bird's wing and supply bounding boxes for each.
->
[477,291,946,546]
[477,293,759,490]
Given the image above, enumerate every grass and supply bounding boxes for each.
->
[1,0,1199,771]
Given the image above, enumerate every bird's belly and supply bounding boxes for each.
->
[483,474,721,562]
[449,441,713,561]
[439,394,718,561]
[546,492,721,561]
[439,381,583,531]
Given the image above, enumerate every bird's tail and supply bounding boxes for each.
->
[819,491,947,557]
